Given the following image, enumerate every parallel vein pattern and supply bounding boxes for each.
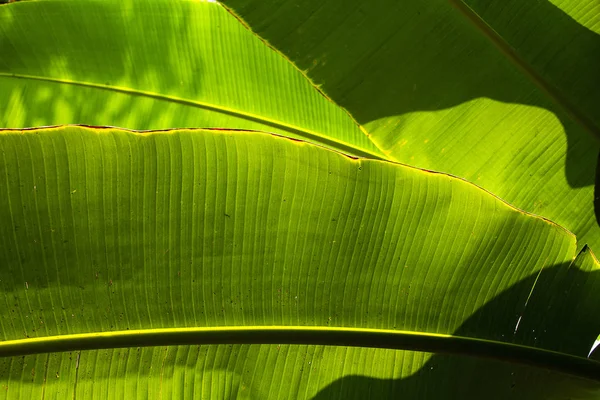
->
[0,126,577,341]
[1,345,599,399]
[0,127,598,398]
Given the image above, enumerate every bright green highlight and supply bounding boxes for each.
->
[0,0,384,158]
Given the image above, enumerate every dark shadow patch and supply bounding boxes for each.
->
[595,150,600,227]
[312,257,600,399]
[222,0,600,188]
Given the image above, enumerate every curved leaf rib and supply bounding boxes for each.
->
[0,72,385,160]
[1,327,599,382]
[0,0,386,159]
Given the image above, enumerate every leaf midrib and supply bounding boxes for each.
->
[1,326,599,382]
[0,72,387,160]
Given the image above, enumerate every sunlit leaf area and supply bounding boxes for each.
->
[0,0,599,398]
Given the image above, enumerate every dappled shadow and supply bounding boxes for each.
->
[0,0,203,130]
[0,2,599,395]
[0,1,204,336]
[313,258,600,399]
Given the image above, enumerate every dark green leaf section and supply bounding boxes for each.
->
[459,0,600,134]
[514,246,600,356]
[220,0,600,252]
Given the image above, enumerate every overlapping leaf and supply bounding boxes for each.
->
[0,0,599,398]
[221,0,600,252]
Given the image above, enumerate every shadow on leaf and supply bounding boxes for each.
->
[313,254,600,399]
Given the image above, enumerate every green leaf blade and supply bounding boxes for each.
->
[1,345,599,399]
[0,0,385,159]
[1,0,599,396]
[2,126,595,360]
